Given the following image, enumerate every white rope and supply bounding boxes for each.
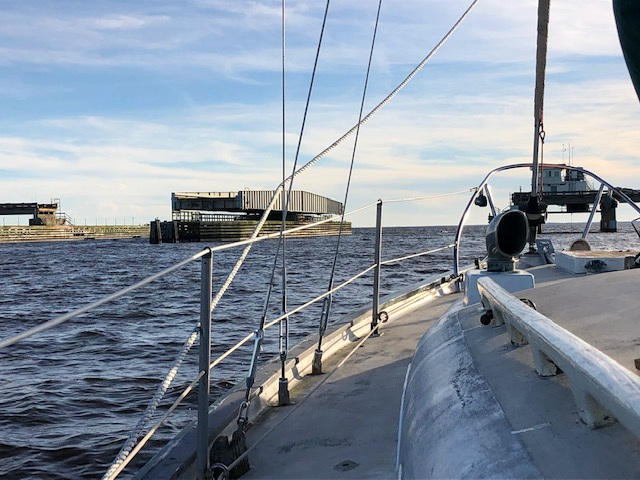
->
[102,327,199,480]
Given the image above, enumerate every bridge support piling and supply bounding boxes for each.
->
[600,196,618,232]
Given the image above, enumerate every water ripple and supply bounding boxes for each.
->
[0,225,636,478]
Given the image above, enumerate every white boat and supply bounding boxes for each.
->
[2,1,640,479]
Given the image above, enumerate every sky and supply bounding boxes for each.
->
[1,0,639,227]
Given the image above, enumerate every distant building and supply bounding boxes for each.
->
[541,165,591,194]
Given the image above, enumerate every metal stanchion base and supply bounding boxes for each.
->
[278,377,291,406]
[312,349,323,375]
[370,323,381,337]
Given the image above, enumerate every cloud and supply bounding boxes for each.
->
[0,0,639,227]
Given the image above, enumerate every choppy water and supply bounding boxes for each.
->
[0,223,638,479]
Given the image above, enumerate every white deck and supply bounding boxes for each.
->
[240,264,640,478]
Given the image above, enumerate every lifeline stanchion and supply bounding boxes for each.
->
[196,249,213,480]
[371,200,383,334]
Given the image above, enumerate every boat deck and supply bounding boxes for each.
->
[243,293,461,479]
[458,265,640,478]
[242,264,640,478]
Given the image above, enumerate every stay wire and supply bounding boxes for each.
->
[207,0,478,338]
[279,0,288,367]
[238,0,332,424]
[317,0,383,342]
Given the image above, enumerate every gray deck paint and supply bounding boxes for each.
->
[240,265,640,478]
[242,294,459,479]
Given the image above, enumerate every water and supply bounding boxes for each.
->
[0,223,638,479]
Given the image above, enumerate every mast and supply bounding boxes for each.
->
[526,0,550,252]
[531,0,550,195]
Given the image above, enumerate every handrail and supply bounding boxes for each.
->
[477,277,640,435]
[103,258,397,477]
[112,239,454,477]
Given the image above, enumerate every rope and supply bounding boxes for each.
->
[102,327,200,480]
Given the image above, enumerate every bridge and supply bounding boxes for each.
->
[152,190,348,243]
[171,190,344,220]
[512,188,640,232]
[0,202,69,226]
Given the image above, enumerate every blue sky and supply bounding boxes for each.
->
[1,0,639,227]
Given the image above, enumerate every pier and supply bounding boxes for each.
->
[151,190,351,243]
[0,201,148,243]
[0,225,148,243]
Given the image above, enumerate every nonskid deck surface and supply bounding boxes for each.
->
[457,265,640,478]
[241,293,462,479]
[521,265,640,374]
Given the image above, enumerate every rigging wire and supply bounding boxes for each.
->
[279,0,289,386]
[236,0,333,429]
[315,0,384,359]
[205,0,479,356]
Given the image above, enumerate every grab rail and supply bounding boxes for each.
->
[477,277,640,435]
